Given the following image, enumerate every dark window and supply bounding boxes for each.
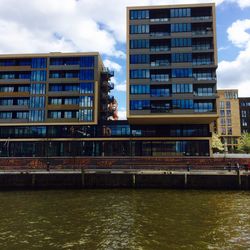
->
[130,69,150,79]
[171,38,192,47]
[130,85,150,94]
[80,69,94,80]
[172,53,192,63]
[80,56,95,67]
[130,100,150,110]
[130,25,149,34]
[31,58,47,68]
[172,84,193,93]
[130,39,149,49]
[171,23,191,32]
[130,10,149,20]
[172,68,192,78]
[130,54,150,64]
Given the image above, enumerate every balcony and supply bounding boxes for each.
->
[151,60,170,67]
[150,32,170,37]
[150,18,169,23]
[150,46,170,52]
[102,67,114,78]
[192,16,212,21]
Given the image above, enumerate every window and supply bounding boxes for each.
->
[151,88,170,97]
[64,98,79,105]
[79,109,93,121]
[50,98,62,105]
[80,69,94,80]
[29,110,45,122]
[0,86,14,92]
[50,85,62,92]
[30,97,45,108]
[130,54,149,64]
[31,58,47,68]
[80,82,94,94]
[172,68,192,78]
[172,99,193,109]
[241,110,247,117]
[130,69,150,79]
[79,96,93,107]
[18,85,30,92]
[130,25,149,34]
[193,72,214,80]
[16,112,29,119]
[130,10,149,20]
[194,102,214,112]
[221,127,226,135]
[80,56,95,67]
[0,112,12,119]
[130,39,149,49]
[220,118,225,126]
[225,91,238,99]
[130,100,150,110]
[17,98,29,106]
[220,101,224,109]
[226,101,231,109]
[0,99,13,105]
[171,23,191,32]
[171,38,191,47]
[227,118,232,126]
[196,87,213,96]
[30,83,46,95]
[228,127,232,135]
[130,85,150,94]
[226,110,231,117]
[31,71,46,81]
[170,8,191,18]
[172,53,192,63]
[151,74,169,81]
[64,111,73,119]
[49,111,62,119]
[172,84,193,93]
[242,119,248,127]
[220,110,225,117]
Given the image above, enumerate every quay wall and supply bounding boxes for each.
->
[0,172,249,190]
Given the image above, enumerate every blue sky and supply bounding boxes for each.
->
[0,0,249,119]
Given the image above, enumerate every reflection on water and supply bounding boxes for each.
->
[0,190,249,249]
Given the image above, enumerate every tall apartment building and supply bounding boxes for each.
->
[216,89,241,152]
[239,97,250,133]
[127,3,218,154]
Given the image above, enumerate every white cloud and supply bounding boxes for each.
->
[103,59,122,72]
[118,107,127,120]
[115,81,127,92]
[217,19,250,96]
[0,0,248,57]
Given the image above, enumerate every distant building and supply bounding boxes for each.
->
[216,89,241,152]
[239,97,250,133]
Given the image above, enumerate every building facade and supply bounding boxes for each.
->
[0,3,219,158]
[127,3,218,154]
[239,97,250,133]
[216,89,241,152]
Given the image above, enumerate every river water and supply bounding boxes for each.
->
[0,190,249,250]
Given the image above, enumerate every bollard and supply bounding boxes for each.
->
[81,168,85,188]
[132,174,136,188]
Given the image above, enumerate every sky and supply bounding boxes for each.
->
[0,0,250,119]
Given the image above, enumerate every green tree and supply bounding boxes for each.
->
[212,132,224,152]
[238,133,250,153]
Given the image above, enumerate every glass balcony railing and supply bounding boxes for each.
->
[192,45,213,50]
[150,46,170,52]
[150,32,170,37]
[192,60,214,65]
[151,60,170,67]
[192,16,212,21]
[192,30,213,36]
[151,74,169,82]
[150,18,169,22]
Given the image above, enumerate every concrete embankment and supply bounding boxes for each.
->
[0,170,249,190]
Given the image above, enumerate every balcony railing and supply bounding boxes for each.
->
[150,32,170,37]
[150,46,170,52]
[150,18,169,22]
[192,30,213,36]
[192,45,213,51]
[151,61,170,67]
[192,16,212,21]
